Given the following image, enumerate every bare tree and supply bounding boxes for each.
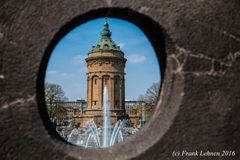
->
[45,83,68,120]
[144,82,160,106]
[45,83,67,102]
[138,82,160,120]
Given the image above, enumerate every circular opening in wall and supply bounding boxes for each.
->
[40,15,165,149]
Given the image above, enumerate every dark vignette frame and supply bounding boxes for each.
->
[37,7,166,146]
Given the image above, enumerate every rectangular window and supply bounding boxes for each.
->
[115,100,118,106]
[95,79,97,84]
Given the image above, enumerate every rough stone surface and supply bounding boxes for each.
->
[0,0,240,160]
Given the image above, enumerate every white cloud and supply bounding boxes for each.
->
[46,70,72,78]
[61,73,67,77]
[127,54,146,63]
[72,55,87,65]
[60,72,76,79]
[118,43,125,49]
[47,70,58,74]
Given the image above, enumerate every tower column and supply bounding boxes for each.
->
[98,75,103,109]
[119,76,125,110]
[90,76,93,109]
[87,76,93,110]
[110,76,115,109]
[87,76,89,110]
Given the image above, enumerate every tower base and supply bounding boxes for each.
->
[73,109,140,128]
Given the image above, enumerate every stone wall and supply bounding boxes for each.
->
[0,0,239,160]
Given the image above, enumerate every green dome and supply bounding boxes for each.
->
[89,18,123,54]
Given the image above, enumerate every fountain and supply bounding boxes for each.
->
[60,86,138,148]
[103,86,111,147]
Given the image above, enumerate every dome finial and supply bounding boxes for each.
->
[89,17,123,53]
[105,17,108,23]
[101,17,112,37]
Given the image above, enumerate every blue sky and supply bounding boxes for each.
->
[45,18,161,101]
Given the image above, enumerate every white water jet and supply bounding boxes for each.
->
[110,120,124,146]
[84,120,101,147]
[103,85,111,147]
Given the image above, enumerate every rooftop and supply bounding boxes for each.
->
[89,18,123,54]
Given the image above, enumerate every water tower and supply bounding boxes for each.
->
[74,19,128,127]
